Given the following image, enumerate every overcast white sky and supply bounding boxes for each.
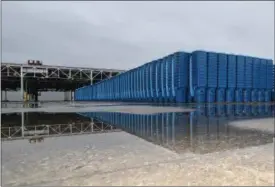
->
[2,1,274,70]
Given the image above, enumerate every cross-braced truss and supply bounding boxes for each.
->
[1,62,124,81]
[1,122,120,141]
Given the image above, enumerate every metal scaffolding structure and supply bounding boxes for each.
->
[1,62,124,101]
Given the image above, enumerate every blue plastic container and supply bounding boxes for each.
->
[264,90,271,102]
[207,88,216,102]
[190,51,207,97]
[160,58,167,102]
[165,55,173,102]
[194,88,206,103]
[266,59,273,90]
[251,89,258,102]
[243,89,251,102]
[226,88,235,102]
[244,56,253,89]
[260,59,267,89]
[235,89,243,102]
[236,55,245,89]
[218,53,227,88]
[174,52,190,103]
[155,60,162,102]
[207,52,218,88]
[253,58,261,90]
[216,88,225,102]
[258,89,265,102]
[227,55,237,89]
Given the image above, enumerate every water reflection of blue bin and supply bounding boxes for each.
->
[206,104,216,117]
[196,104,206,116]
[264,104,272,116]
[226,104,234,117]
[258,104,265,116]
[251,105,259,116]
[196,114,208,136]
[243,105,251,116]
[216,104,225,117]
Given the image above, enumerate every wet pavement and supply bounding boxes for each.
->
[1,102,275,186]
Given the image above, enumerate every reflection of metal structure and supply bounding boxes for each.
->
[1,121,120,141]
[1,62,124,101]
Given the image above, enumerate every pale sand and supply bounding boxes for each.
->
[229,118,274,134]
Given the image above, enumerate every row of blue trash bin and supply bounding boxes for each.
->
[75,50,274,103]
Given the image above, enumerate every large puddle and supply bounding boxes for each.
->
[1,103,274,186]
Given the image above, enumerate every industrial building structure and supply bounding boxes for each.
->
[1,61,124,102]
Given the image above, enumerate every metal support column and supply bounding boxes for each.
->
[21,112,25,137]
[91,119,94,132]
[20,66,24,101]
[90,70,93,85]
[4,90,7,101]
[64,92,67,101]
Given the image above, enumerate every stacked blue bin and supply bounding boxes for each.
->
[145,63,151,102]
[236,55,245,103]
[155,60,162,102]
[227,55,237,102]
[252,58,261,102]
[273,64,275,101]
[259,59,267,102]
[207,52,218,102]
[244,57,253,102]
[190,51,208,103]
[217,53,227,102]
[161,58,167,102]
[166,55,173,102]
[150,61,157,102]
[266,59,273,102]
[174,52,189,103]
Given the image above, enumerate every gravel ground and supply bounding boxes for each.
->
[2,131,274,186]
[229,118,274,134]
